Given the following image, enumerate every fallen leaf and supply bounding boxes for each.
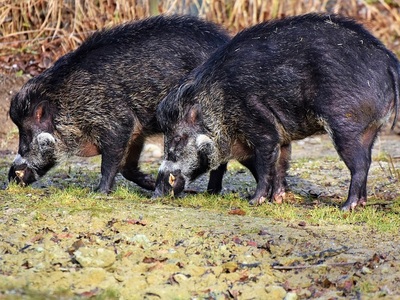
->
[367,253,381,269]
[107,218,118,227]
[246,240,258,247]
[239,271,249,282]
[21,260,33,269]
[124,251,133,258]
[228,208,246,216]
[57,233,74,239]
[126,219,147,226]
[339,278,356,293]
[147,261,165,272]
[143,257,167,264]
[30,234,44,243]
[68,239,85,255]
[258,229,270,236]
[298,221,307,227]
[222,261,238,273]
[233,236,242,244]
[228,289,241,299]
[321,277,333,288]
[167,272,191,285]
[79,288,100,298]
[143,257,158,263]
[144,292,161,298]
[50,236,61,243]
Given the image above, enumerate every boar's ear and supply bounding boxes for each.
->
[33,101,51,124]
[187,104,202,125]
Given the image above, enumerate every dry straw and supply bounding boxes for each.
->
[0,0,399,71]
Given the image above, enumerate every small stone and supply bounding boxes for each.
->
[74,247,116,268]
[361,266,372,274]
[265,285,287,299]
[172,272,190,284]
[129,234,151,248]
[284,291,298,300]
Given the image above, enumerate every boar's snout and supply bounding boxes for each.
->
[8,163,36,187]
[154,162,186,198]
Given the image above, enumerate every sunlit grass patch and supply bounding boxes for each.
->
[148,187,400,233]
[1,145,399,234]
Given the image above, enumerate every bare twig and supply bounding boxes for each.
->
[272,261,356,270]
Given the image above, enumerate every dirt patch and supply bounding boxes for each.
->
[0,73,400,299]
[0,74,29,154]
[1,199,399,299]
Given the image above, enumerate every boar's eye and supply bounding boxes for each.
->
[172,134,188,147]
[167,134,189,161]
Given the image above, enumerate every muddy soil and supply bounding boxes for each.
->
[0,74,400,299]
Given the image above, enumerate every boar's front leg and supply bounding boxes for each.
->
[97,149,123,193]
[96,130,131,193]
[120,134,155,191]
[207,163,228,194]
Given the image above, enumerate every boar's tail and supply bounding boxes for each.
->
[390,65,400,130]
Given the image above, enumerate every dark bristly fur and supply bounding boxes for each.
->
[8,15,230,193]
[155,13,400,210]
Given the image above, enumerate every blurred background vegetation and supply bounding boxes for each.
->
[0,0,399,75]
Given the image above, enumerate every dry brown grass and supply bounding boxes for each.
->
[0,0,399,74]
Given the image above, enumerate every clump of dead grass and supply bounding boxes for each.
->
[0,0,399,74]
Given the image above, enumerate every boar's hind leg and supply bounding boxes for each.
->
[248,141,281,206]
[332,125,379,211]
[273,144,291,204]
[120,135,155,191]
[245,143,290,205]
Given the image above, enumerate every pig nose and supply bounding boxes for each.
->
[8,163,33,186]
[8,164,21,183]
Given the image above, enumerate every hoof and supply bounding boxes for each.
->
[249,196,266,206]
[341,197,366,211]
[273,188,286,204]
[357,198,367,207]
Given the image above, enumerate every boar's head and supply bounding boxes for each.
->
[8,82,59,187]
[154,103,217,197]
